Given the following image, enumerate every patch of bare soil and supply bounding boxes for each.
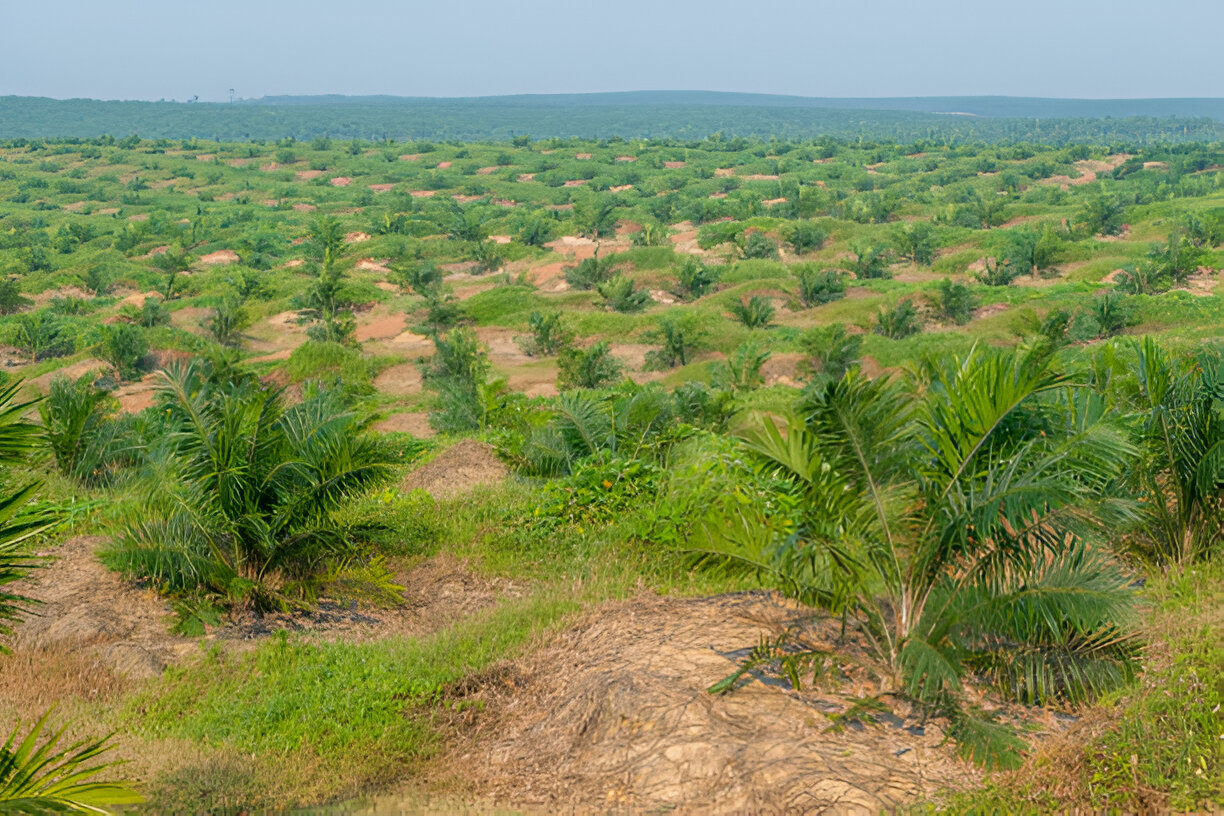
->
[761,352,806,388]
[663,161,686,169]
[31,285,94,307]
[114,380,157,413]
[220,554,517,645]
[400,439,508,500]
[355,308,408,343]
[440,593,977,813]
[10,536,193,678]
[972,303,1011,321]
[330,176,352,187]
[197,249,239,267]
[527,261,570,292]
[29,359,107,392]
[373,411,434,437]
[1181,268,1220,297]
[296,169,323,180]
[356,258,392,274]
[369,183,395,193]
[372,362,423,397]
[293,203,317,212]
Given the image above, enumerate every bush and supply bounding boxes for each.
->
[515,311,573,357]
[644,314,706,370]
[557,342,623,390]
[741,231,779,260]
[106,364,396,613]
[565,254,617,290]
[932,278,977,325]
[794,265,845,307]
[424,328,490,433]
[874,299,922,339]
[673,257,719,300]
[786,221,827,254]
[848,240,892,279]
[728,296,775,329]
[800,324,862,379]
[97,323,148,381]
[597,275,651,313]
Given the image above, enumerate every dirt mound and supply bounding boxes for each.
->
[444,593,976,813]
[197,249,239,266]
[400,439,507,500]
[10,536,192,678]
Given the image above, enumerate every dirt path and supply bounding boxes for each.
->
[437,593,977,813]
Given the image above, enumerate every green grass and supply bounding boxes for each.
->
[128,592,580,807]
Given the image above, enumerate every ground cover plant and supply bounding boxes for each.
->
[0,129,1219,812]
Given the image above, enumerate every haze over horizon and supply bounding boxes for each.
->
[2,0,1218,103]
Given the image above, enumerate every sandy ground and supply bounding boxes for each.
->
[431,593,979,814]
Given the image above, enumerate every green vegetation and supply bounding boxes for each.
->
[0,128,1219,812]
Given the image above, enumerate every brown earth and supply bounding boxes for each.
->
[400,439,508,500]
[373,411,434,437]
[330,177,352,187]
[197,249,239,266]
[355,309,408,343]
[437,593,978,814]
[6,537,517,684]
[8,536,194,679]
[372,363,424,397]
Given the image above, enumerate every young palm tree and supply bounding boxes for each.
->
[108,362,395,612]
[699,347,1140,765]
[1127,338,1223,564]
[0,379,55,650]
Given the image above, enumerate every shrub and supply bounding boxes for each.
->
[786,221,827,255]
[644,314,706,370]
[557,342,623,390]
[97,323,148,381]
[794,265,845,307]
[874,299,923,339]
[673,257,719,300]
[565,254,617,290]
[515,311,573,357]
[800,324,862,380]
[740,231,779,260]
[932,278,977,325]
[597,275,651,313]
[728,296,775,329]
[848,240,892,279]
[424,328,490,433]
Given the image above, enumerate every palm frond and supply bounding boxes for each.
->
[0,708,142,813]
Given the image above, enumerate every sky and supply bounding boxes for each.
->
[1,0,1218,102]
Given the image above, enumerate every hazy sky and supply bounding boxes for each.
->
[2,0,1218,101]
